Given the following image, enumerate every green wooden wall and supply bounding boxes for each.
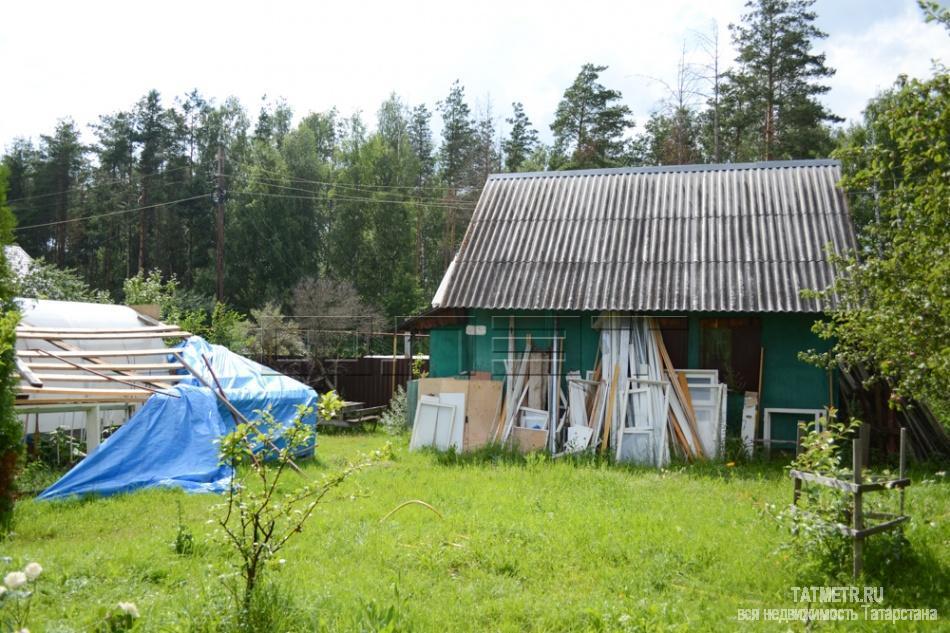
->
[427,310,834,444]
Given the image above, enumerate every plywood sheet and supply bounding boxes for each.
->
[464,379,502,450]
[510,427,548,453]
[418,378,470,399]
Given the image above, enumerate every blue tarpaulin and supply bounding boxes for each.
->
[37,385,232,500]
[39,337,319,501]
[177,337,319,451]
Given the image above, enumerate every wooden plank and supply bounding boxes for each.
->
[18,324,180,334]
[526,353,545,410]
[667,411,689,456]
[677,373,695,413]
[599,364,619,453]
[16,331,191,340]
[498,336,533,443]
[653,328,704,458]
[18,348,180,358]
[29,373,189,383]
[853,435,864,578]
[786,507,907,539]
[853,516,909,539]
[35,347,177,395]
[25,362,184,371]
[15,401,132,413]
[788,470,910,493]
[17,386,152,398]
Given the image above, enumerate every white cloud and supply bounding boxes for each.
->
[0,0,944,152]
[823,2,950,123]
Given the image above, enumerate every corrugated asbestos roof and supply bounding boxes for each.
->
[434,159,857,313]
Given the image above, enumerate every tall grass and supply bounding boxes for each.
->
[5,431,948,631]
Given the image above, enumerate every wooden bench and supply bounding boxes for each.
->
[320,405,386,431]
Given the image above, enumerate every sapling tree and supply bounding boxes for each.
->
[772,411,860,571]
[216,392,389,624]
[773,410,906,574]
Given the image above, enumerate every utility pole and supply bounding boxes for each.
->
[214,146,226,302]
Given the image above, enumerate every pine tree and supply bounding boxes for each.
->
[408,104,436,187]
[132,90,176,273]
[724,0,841,160]
[437,81,477,267]
[1,140,38,254]
[471,100,501,185]
[502,102,539,172]
[637,109,702,166]
[91,111,136,290]
[437,80,475,190]
[36,120,85,266]
[406,104,443,296]
[551,64,633,169]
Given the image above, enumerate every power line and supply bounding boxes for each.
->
[13,194,210,231]
[11,175,207,217]
[245,164,482,193]
[230,189,476,209]
[5,164,194,204]
[227,174,478,207]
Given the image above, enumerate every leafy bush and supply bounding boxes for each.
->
[16,257,111,303]
[380,386,409,434]
[317,389,345,421]
[246,302,305,358]
[123,268,253,351]
[165,302,251,352]
[122,268,177,307]
[0,168,20,535]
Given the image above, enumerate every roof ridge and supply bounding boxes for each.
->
[489,159,840,180]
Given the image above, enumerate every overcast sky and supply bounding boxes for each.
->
[2,0,947,152]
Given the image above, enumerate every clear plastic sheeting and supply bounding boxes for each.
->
[15,298,167,434]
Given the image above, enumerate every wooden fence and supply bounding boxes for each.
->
[268,355,427,408]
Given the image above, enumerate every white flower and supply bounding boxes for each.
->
[278,559,286,565]
[0,586,6,596]
[4,572,27,589]
[14,628,28,633]
[118,601,140,618]
[23,562,42,580]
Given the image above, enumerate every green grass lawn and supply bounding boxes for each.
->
[5,431,948,632]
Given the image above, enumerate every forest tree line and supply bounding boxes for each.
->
[0,0,877,329]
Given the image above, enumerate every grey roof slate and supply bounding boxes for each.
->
[433,159,857,313]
